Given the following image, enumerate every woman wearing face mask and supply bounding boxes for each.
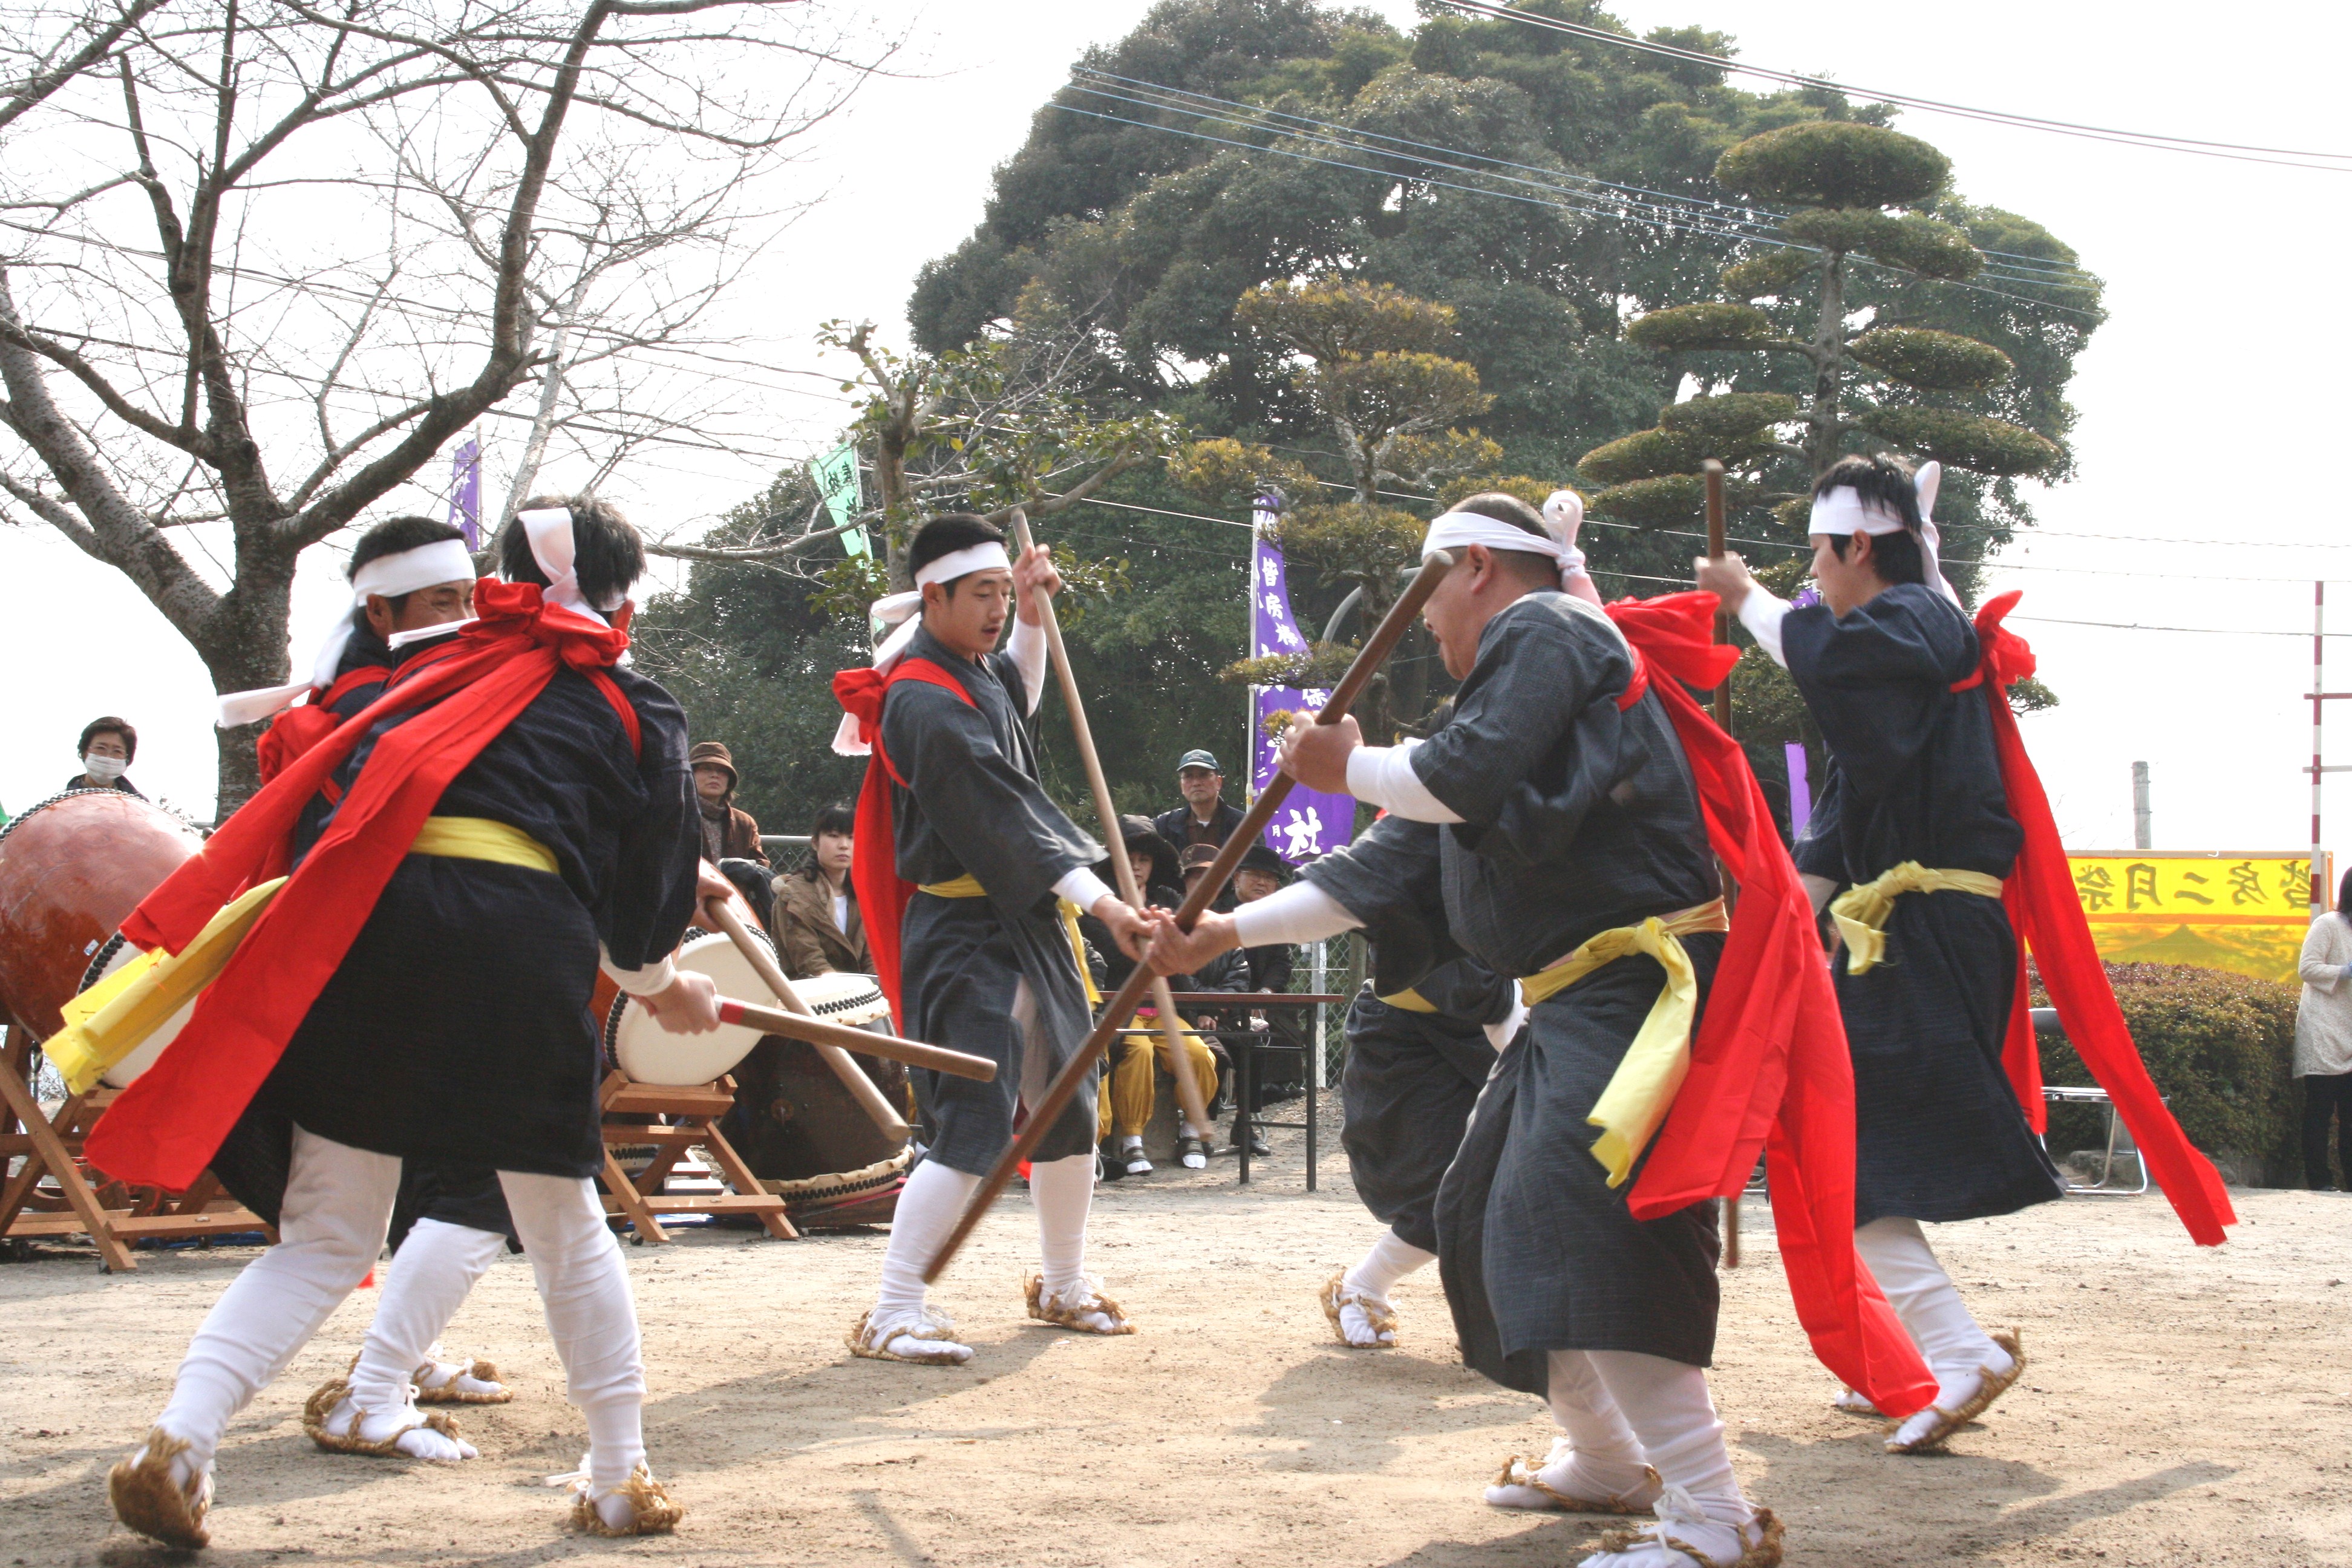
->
[68,716,145,798]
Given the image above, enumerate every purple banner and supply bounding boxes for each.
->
[449,436,481,549]
[1248,505,1354,865]
[1786,741,1811,837]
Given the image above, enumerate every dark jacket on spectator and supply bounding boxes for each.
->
[64,773,146,799]
[1154,798,1246,855]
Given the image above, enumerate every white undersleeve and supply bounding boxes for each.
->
[1053,866,1113,913]
[1230,882,1361,947]
[1008,616,1047,714]
[1344,740,1464,824]
[1737,589,1791,668]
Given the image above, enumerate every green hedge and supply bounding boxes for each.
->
[2033,962,2299,1184]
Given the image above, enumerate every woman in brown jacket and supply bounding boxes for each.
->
[689,742,767,866]
[770,802,867,978]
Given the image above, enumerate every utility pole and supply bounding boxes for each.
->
[2131,762,2151,851]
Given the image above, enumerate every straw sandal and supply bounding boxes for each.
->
[1320,1270,1399,1348]
[108,1426,212,1549]
[1489,1451,1662,1514]
[846,1308,971,1365]
[1024,1273,1137,1334]
[414,1353,512,1405]
[1885,1328,2025,1455]
[1593,1495,1785,1568]
[568,1463,684,1537]
[302,1376,467,1457]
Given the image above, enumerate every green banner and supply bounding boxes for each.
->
[811,441,867,558]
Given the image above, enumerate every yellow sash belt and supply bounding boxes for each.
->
[1376,987,1438,1013]
[1828,862,2004,976]
[919,872,1102,1005]
[1516,898,1729,1189]
[46,817,555,1094]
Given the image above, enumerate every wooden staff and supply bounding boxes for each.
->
[923,549,1458,1283]
[1004,508,1212,1142]
[711,996,998,1080]
[700,895,911,1141]
[1702,458,1741,1270]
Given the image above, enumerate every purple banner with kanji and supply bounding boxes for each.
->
[1248,503,1354,865]
[449,436,482,549]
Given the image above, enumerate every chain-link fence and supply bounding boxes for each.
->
[1288,929,1363,1090]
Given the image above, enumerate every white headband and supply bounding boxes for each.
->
[832,540,1015,756]
[1808,461,1958,605]
[215,537,479,729]
[1420,509,1587,589]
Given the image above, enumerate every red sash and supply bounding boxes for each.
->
[830,657,975,1032]
[253,665,393,788]
[87,582,631,1189]
[1608,592,1939,1419]
[1956,592,2235,1246]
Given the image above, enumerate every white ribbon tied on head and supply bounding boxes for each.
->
[1420,508,1587,589]
[215,537,479,729]
[831,540,1014,756]
[1807,460,1959,604]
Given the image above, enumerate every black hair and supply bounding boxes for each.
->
[1452,491,1564,588]
[349,514,468,618]
[908,514,1006,597]
[1816,455,1929,587]
[809,801,855,840]
[498,494,647,609]
[79,714,136,761]
[2337,864,2352,918]
[716,857,776,929]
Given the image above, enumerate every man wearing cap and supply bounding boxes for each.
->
[1155,749,1245,858]
[688,742,767,866]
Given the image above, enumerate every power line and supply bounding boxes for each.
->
[2009,613,2352,639]
[1075,69,2093,284]
[1437,1,2352,174]
[1050,100,2103,322]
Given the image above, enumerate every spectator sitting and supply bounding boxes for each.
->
[688,741,767,866]
[771,802,868,979]
[67,716,146,799]
[1154,748,1244,858]
[1233,843,1296,995]
[1085,815,1221,1175]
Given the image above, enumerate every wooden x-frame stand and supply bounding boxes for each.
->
[595,1071,796,1243]
[0,1036,270,1272]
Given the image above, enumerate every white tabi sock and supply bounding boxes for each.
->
[1855,1216,2013,1445]
[1332,1229,1434,1348]
[1486,1350,1653,1509]
[1028,1152,1097,1300]
[498,1172,645,1506]
[350,1218,508,1412]
[868,1157,981,1361]
[154,1128,400,1484]
[1577,1351,1758,1568]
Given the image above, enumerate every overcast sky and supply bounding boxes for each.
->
[5,0,2347,869]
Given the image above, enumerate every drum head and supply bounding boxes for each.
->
[82,933,189,1089]
[605,931,774,1085]
[785,970,889,1031]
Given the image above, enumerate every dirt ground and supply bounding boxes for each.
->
[2,1116,2347,1568]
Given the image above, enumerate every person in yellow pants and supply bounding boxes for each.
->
[1099,1014,1221,1174]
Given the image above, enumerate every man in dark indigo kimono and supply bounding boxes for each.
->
[832,515,1151,1367]
[214,515,523,1420]
[1151,492,1782,1568]
[1699,453,2060,1457]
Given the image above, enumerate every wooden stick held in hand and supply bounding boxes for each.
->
[1005,509,1212,1142]
[700,896,911,1142]
[1702,458,1741,1272]
[711,996,998,1081]
[922,549,1459,1284]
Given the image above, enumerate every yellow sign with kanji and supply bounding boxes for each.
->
[2066,852,2328,985]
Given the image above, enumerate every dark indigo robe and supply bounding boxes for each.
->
[247,626,699,1178]
[1783,583,2063,1225]
[880,627,1103,1174]
[1305,593,1724,1390]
